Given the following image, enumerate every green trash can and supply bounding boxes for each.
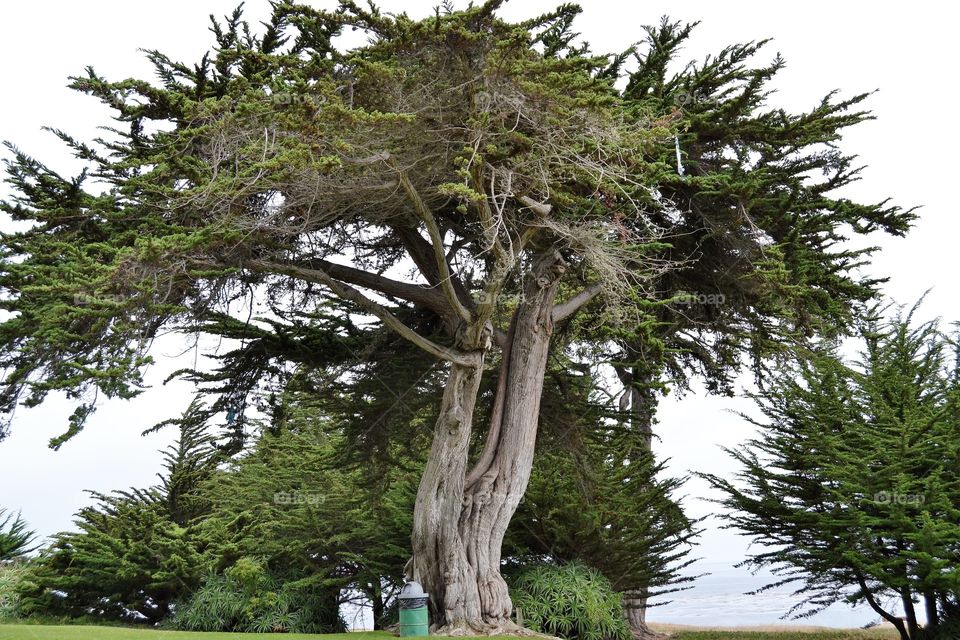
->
[398,581,429,636]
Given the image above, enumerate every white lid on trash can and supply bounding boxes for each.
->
[399,581,429,599]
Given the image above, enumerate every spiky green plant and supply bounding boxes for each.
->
[509,562,631,640]
[0,563,28,620]
[170,559,342,633]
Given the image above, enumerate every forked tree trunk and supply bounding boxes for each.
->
[371,585,384,631]
[410,252,567,634]
[902,589,920,640]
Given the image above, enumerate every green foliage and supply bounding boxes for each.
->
[14,389,416,628]
[607,18,916,424]
[509,562,631,640]
[0,1,919,632]
[17,490,205,624]
[0,510,37,562]
[193,389,417,628]
[0,563,28,620]
[0,0,661,445]
[170,559,343,633]
[703,303,960,639]
[152,398,222,524]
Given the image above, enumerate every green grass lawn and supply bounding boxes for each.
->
[0,626,901,640]
[1,627,392,640]
[664,633,896,640]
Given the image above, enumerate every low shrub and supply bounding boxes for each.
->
[0,562,29,620]
[509,561,631,640]
[170,558,343,633]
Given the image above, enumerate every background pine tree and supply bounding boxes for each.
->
[703,303,960,640]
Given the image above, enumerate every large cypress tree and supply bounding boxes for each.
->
[601,17,918,473]
[0,2,912,632]
[1,4,661,630]
[610,19,915,418]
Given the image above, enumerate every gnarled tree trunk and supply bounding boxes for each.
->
[410,252,567,634]
[410,352,486,631]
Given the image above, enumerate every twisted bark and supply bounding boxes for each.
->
[410,351,486,631]
[410,252,568,634]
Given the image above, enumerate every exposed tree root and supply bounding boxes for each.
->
[430,619,558,638]
[631,627,669,640]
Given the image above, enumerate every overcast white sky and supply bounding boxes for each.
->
[0,0,958,627]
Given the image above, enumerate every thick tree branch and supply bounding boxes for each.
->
[246,259,474,366]
[471,165,510,265]
[397,171,473,323]
[516,194,552,217]
[303,258,449,316]
[552,281,603,323]
[466,168,516,329]
[395,226,443,287]
[464,313,517,490]
[392,226,510,346]
[393,226,475,308]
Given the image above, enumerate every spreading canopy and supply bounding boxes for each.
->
[0,1,668,444]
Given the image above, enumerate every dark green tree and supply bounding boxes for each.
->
[703,305,960,640]
[151,398,222,525]
[0,4,665,630]
[18,491,204,623]
[610,18,915,425]
[193,387,416,630]
[590,19,916,631]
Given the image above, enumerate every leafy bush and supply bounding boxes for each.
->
[509,562,631,640]
[0,562,28,620]
[170,558,343,633]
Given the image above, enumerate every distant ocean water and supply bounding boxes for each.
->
[647,561,892,628]
[343,560,905,630]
